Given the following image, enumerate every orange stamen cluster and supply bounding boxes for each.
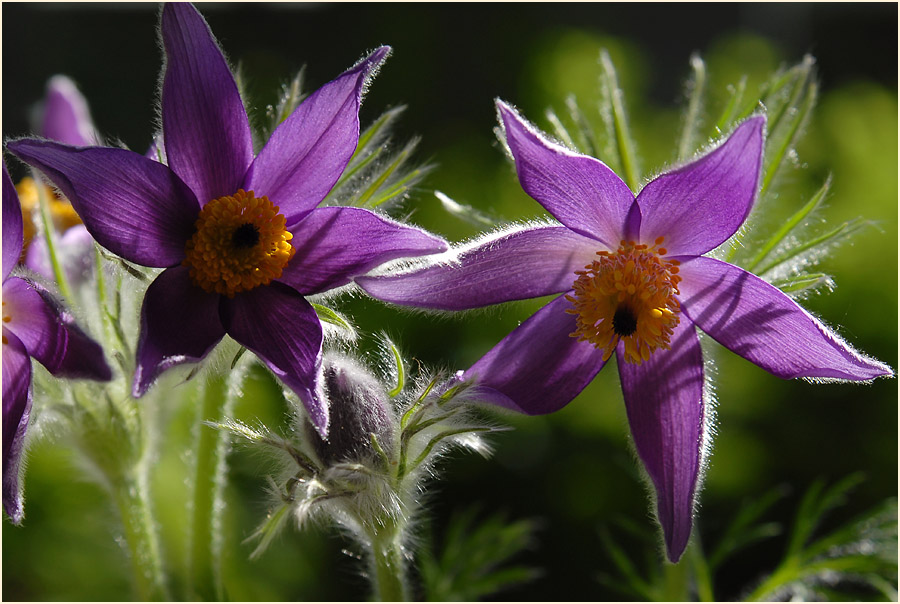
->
[565,237,681,364]
[183,189,295,297]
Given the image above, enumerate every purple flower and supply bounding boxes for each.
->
[38,75,100,147]
[21,76,97,282]
[2,162,112,524]
[357,101,892,562]
[8,3,446,436]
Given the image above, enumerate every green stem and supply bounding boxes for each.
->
[112,477,170,601]
[662,556,691,601]
[34,173,74,301]
[370,528,409,601]
[188,372,232,601]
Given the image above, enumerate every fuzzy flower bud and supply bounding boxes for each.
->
[307,354,397,467]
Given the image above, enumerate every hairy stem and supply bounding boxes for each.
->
[369,526,410,601]
[188,372,233,600]
[112,476,170,601]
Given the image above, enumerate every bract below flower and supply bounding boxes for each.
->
[8,3,446,436]
[2,163,111,524]
[357,101,892,562]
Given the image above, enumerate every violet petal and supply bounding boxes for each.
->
[6,277,111,380]
[279,206,447,295]
[678,256,892,380]
[160,2,253,205]
[2,277,66,373]
[2,164,24,281]
[244,47,390,222]
[636,116,765,256]
[41,75,98,147]
[617,316,705,563]
[464,293,608,414]
[357,225,601,310]
[133,266,226,397]
[6,140,199,267]
[2,328,31,525]
[220,283,327,435]
[497,100,635,247]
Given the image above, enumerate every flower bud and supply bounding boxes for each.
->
[308,354,397,467]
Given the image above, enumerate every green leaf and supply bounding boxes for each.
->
[596,527,657,600]
[420,507,539,601]
[760,57,817,197]
[770,273,833,295]
[387,340,405,398]
[708,485,788,570]
[356,138,419,207]
[564,95,602,158]
[599,49,641,190]
[755,218,870,277]
[246,503,292,560]
[327,106,406,199]
[746,176,832,272]
[745,476,898,602]
[712,76,747,135]
[411,425,492,469]
[311,303,355,336]
[544,107,579,150]
[434,190,497,227]
[678,53,706,161]
[786,474,865,559]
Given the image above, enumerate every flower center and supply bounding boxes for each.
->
[183,189,295,297]
[565,237,681,364]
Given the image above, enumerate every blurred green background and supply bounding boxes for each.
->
[3,3,896,601]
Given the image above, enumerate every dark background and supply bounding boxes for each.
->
[3,3,897,601]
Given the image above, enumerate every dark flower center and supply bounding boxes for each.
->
[612,305,638,337]
[231,223,260,248]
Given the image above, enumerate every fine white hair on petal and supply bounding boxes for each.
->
[358,217,561,279]
[494,98,605,164]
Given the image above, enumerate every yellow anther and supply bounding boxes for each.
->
[183,190,295,297]
[567,238,681,365]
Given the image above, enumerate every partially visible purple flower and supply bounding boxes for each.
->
[19,75,98,282]
[38,75,100,147]
[9,3,446,436]
[357,101,892,561]
[2,162,111,524]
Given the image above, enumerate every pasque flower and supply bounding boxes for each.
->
[2,163,111,523]
[357,101,892,561]
[9,3,446,435]
[19,75,97,282]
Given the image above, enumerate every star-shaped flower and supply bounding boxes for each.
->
[357,101,892,561]
[2,163,111,524]
[9,3,446,436]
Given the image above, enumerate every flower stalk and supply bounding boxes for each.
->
[33,169,74,302]
[111,475,170,601]
[188,369,234,601]
[368,520,410,601]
